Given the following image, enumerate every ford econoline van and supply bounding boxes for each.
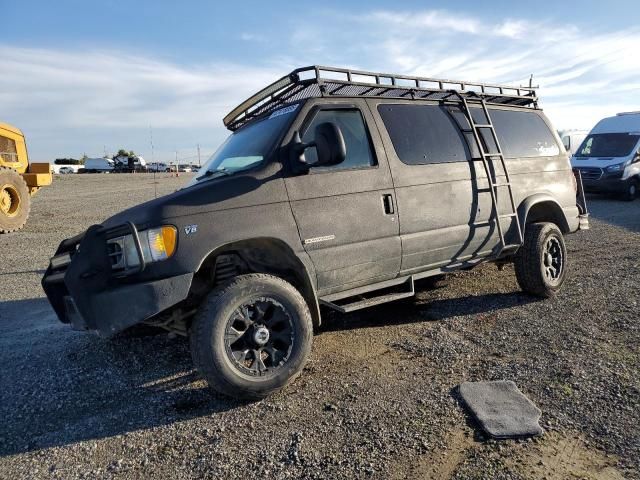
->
[43,66,588,399]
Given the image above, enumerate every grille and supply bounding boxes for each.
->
[577,167,602,180]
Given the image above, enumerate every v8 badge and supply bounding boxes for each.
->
[184,224,198,235]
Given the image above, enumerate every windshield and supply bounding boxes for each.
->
[191,104,298,183]
[576,133,640,158]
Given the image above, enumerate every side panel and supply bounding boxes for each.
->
[282,98,401,295]
[370,99,496,273]
[369,99,577,275]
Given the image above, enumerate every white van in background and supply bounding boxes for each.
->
[571,112,640,201]
[559,129,589,156]
[83,157,115,173]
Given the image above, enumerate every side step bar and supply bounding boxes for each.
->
[319,278,415,313]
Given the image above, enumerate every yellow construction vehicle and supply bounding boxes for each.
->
[0,122,52,233]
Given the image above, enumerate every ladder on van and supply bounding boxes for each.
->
[453,93,524,256]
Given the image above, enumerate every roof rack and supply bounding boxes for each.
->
[223,65,539,131]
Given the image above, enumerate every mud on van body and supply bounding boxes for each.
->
[43,66,588,399]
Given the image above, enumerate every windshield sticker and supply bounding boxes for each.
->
[269,104,299,119]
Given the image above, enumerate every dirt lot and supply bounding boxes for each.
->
[1,174,638,479]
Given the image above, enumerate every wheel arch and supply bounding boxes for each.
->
[192,237,321,327]
[519,194,570,234]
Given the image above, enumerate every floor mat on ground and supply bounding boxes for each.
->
[459,380,543,439]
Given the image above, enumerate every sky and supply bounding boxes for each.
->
[2,0,640,163]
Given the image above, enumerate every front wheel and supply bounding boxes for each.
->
[190,274,313,400]
[514,222,567,298]
[621,179,637,201]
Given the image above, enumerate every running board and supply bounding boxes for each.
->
[319,278,415,313]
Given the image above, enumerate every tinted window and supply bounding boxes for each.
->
[302,109,375,170]
[489,110,560,158]
[377,104,469,164]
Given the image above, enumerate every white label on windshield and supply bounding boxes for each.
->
[269,104,298,119]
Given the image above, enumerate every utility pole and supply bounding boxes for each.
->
[150,126,157,198]
[197,144,201,166]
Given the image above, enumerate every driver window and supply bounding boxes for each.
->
[302,109,376,170]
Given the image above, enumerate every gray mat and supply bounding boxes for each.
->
[459,380,543,439]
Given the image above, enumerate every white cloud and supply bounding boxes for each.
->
[364,10,480,34]
[0,46,285,160]
[1,9,639,160]
[240,32,267,43]
[305,9,640,129]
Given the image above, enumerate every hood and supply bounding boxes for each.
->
[101,167,287,229]
[571,155,630,168]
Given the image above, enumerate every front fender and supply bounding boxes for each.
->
[196,237,322,327]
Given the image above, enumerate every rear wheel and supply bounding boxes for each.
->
[0,167,30,234]
[190,274,313,400]
[514,222,567,298]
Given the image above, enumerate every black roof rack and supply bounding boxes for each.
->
[223,65,539,131]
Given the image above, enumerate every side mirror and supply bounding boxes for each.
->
[313,122,346,166]
[289,122,346,173]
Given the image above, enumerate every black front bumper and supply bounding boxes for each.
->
[42,223,193,337]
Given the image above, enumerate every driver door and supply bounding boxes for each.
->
[283,100,401,296]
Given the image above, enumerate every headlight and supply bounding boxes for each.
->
[605,162,626,173]
[108,225,177,269]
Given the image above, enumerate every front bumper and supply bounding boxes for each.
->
[41,223,193,337]
[582,177,628,193]
[574,167,627,193]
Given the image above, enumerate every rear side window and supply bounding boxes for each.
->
[488,110,560,158]
[377,104,469,164]
[302,109,376,170]
[0,135,18,163]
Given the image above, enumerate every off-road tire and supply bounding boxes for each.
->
[514,222,567,298]
[190,274,313,400]
[0,167,30,234]
[621,178,638,201]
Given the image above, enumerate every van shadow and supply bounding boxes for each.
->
[0,297,246,457]
[319,279,539,333]
[1,287,536,457]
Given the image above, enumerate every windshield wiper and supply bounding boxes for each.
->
[196,168,230,182]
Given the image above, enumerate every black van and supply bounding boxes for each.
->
[42,66,589,399]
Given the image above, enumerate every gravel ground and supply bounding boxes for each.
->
[0,174,638,479]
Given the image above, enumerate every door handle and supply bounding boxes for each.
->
[382,194,395,215]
